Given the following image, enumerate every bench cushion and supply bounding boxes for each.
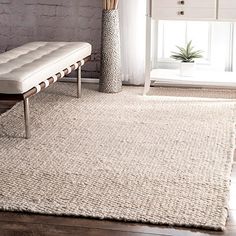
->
[0,42,92,94]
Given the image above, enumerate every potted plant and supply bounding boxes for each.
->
[171,41,203,77]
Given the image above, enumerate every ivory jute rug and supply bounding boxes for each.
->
[0,83,235,231]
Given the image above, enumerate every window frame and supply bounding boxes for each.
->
[151,20,235,72]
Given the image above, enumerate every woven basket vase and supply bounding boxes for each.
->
[99,10,122,93]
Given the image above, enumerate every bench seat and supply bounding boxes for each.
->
[0,41,92,138]
[0,42,92,94]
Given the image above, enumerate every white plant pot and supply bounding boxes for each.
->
[180,62,195,77]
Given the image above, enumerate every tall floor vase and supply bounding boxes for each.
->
[99,10,122,93]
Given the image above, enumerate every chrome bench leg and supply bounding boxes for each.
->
[77,66,82,98]
[23,98,31,139]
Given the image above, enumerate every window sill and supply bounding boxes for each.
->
[151,69,236,89]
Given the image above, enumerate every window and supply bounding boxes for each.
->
[152,20,235,72]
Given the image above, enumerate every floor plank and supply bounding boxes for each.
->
[0,100,16,108]
[1,231,34,236]
[0,212,230,236]
[0,101,16,114]
[0,221,165,236]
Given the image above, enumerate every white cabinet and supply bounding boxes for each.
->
[218,0,236,21]
[152,0,217,20]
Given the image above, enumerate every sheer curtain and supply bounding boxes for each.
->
[119,0,146,85]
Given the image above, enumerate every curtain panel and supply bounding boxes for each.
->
[119,0,146,85]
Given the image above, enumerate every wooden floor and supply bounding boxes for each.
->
[0,100,236,236]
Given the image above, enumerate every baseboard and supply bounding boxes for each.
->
[60,77,99,84]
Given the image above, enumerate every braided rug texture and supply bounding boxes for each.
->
[0,83,235,231]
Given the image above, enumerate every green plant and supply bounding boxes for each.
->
[171,41,203,63]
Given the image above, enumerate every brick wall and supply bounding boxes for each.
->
[0,0,102,78]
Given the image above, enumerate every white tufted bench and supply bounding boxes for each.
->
[0,42,92,139]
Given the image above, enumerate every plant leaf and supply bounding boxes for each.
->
[170,41,203,62]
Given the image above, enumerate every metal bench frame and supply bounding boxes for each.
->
[0,56,91,139]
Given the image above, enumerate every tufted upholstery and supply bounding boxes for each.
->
[0,42,92,94]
